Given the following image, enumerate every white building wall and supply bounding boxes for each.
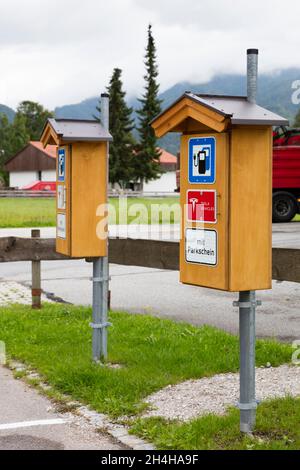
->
[42,170,56,182]
[9,171,38,188]
[143,171,177,193]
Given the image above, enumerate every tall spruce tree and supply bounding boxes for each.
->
[96,68,135,188]
[136,24,162,184]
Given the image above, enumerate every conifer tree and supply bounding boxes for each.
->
[135,24,162,184]
[96,68,135,188]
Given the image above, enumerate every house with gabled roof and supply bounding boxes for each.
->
[4,141,57,188]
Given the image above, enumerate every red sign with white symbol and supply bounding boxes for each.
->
[187,190,217,223]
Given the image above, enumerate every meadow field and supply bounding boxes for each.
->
[0,196,181,228]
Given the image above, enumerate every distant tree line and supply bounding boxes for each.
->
[0,101,53,185]
[0,25,162,188]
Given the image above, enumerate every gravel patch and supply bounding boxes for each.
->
[0,281,52,306]
[143,365,300,422]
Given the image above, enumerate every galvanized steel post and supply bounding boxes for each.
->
[247,49,259,104]
[235,48,260,433]
[91,93,110,363]
[236,291,259,433]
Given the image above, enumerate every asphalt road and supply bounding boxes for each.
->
[0,366,122,450]
[0,223,300,342]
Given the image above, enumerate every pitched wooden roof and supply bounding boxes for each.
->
[151,92,289,137]
[41,118,112,146]
[4,141,57,172]
[29,141,57,158]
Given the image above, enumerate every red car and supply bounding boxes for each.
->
[22,181,56,191]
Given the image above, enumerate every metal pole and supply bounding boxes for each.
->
[91,93,110,363]
[234,48,260,433]
[238,291,257,433]
[31,229,41,309]
[247,49,259,104]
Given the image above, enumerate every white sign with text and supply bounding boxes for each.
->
[185,229,217,266]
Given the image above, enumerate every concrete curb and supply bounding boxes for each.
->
[8,361,155,451]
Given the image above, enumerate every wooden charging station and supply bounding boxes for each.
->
[41,118,112,258]
[151,93,288,292]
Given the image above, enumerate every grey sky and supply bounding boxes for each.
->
[0,0,299,109]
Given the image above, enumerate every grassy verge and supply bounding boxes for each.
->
[1,197,300,228]
[0,198,56,228]
[0,197,180,228]
[131,397,300,450]
[0,304,292,420]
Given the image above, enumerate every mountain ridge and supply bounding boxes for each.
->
[54,68,300,153]
[0,104,15,123]
[1,68,299,154]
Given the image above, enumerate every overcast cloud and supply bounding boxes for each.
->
[0,0,299,109]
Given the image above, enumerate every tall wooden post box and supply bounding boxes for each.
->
[41,118,112,258]
[151,93,288,291]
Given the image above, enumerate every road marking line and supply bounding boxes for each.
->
[0,419,66,431]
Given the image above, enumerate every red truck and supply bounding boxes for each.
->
[272,127,300,222]
[176,126,300,222]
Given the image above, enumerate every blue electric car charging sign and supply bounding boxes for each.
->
[189,137,216,184]
[58,149,66,182]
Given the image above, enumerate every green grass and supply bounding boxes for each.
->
[109,197,180,225]
[2,197,300,228]
[0,197,180,228]
[131,397,300,450]
[0,198,56,228]
[0,304,292,419]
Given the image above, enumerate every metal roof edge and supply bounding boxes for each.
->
[186,93,231,117]
[43,117,64,139]
[194,93,248,100]
[231,118,289,126]
[54,118,100,123]
[61,136,113,143]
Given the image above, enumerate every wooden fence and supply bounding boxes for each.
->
[0,190,56,198]
[0,190,180,199]
[0,236,299,283]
